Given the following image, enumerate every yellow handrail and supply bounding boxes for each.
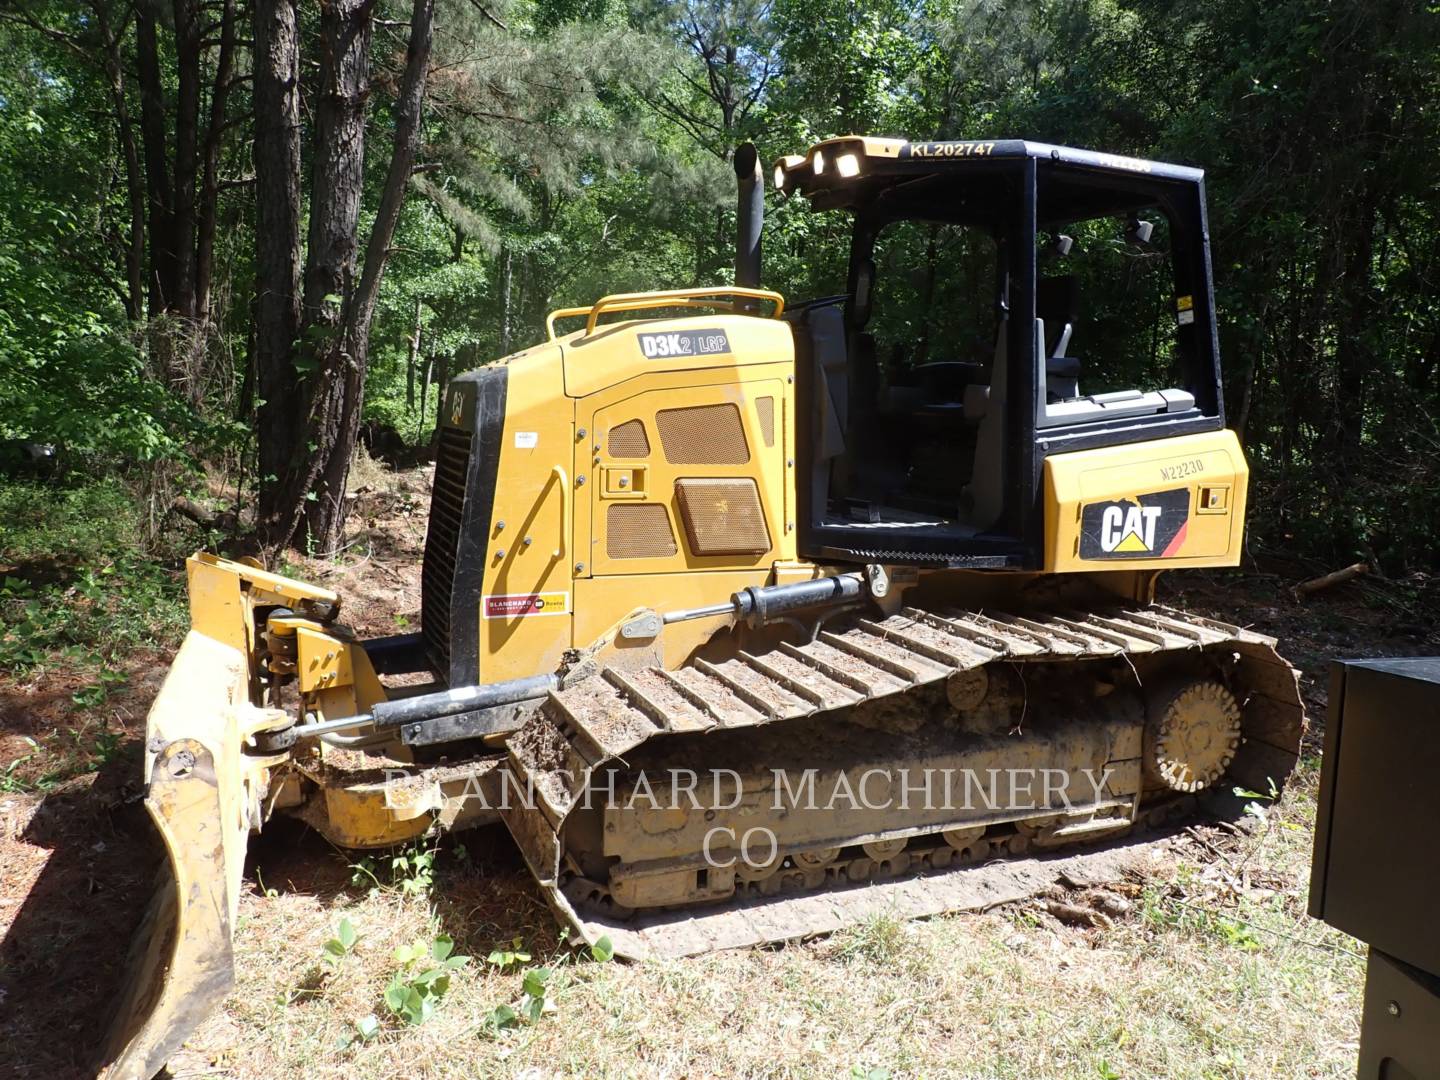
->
[545,287,785,340]
[545,306,595,339]
[551,465,569,561]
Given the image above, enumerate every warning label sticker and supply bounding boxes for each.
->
[483,592,570,619]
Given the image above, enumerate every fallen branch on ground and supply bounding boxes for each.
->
[168,496,242,535]
[1294,562,1369,600]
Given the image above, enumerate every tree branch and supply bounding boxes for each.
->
[350,0,434,337]
[466,0,507,30]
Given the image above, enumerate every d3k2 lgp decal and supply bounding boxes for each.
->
[637,328,731,359]
[1079,487,1190,559]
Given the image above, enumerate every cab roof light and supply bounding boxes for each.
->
[772,154,805,193]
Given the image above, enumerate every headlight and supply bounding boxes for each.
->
[836,152,861,178]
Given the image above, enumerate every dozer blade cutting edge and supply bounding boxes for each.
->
[101,558,317,1079]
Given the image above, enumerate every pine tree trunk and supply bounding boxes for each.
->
[171,0,202,323]
[253,0,304,546]
[196,0,236,323]
[254,0,434,554]
[135,8,175,316]
[407,296,422,409]
[93,1,144,321]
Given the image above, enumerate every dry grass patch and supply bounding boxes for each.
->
[179,762,1362,1079]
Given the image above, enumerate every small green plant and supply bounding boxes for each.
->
[1212,914,1262,950]
[481,1003,520,1034]
[1096,1060,1123,1080]
[348,1014,381,1045]
[519,966,552,1022]
[350,855,380,892]
[1234,777,1280,822]
[849,1067,891,1080]
[70,663,127,710]
[486,937,532,971]
[322,917,359,967]
[588,935,615,963]
[255,869,279,899]
[91,729,122,767]
[391,841,436,896]
[380,933,469,1027]
[349,839,437,896]
[2,736,40,793]
[1140,885,1262,950]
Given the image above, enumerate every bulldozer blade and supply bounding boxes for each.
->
[102,740,237,1080]
[100,630,291,1079]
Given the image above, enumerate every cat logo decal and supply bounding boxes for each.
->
[1079,488,1190,560]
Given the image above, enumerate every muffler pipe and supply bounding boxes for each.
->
[734,142,764,290]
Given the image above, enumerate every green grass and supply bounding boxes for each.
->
[0,478,188,674]
[0,476,188,793]
[0,478,142,564]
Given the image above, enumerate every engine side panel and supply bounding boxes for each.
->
[1042,428,1249,572]
[457,346,578,684]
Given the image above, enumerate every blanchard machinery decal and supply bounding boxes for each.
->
[483,591,570,619]
[1079,487,1190,559]
[637,328,731,359]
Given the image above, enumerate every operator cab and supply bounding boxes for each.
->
[774,137,1225,569]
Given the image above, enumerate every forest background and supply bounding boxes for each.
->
[1,0,1436,566]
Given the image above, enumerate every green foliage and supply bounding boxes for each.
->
[1234,778,1281,823]
[3,0,1439,571]
[479,962,552,1035]
[485,937,532,971]
[519,966,553,1023]
[382,933,470,1027]
[1,737,42,794]
[0,480,187,676]
[478,931,612,1038]
[349,839,438,897]
[390,842,437,897]
[1140,884,1262,951]
[322,918,360,967]
[0,21,232,468]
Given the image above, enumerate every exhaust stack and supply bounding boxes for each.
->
[734,143,763,288]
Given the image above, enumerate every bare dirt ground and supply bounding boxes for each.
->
[1,463,1435,1079]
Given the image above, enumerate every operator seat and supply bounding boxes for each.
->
[1037,275,1081,400]
[962,320,1008,531]
[804,304,849,519]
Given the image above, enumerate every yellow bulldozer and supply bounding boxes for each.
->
[103,137,1304,1077]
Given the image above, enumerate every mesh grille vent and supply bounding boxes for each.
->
[421,425,471,675]
[656,403,749,464]
[607,419,650,458]
[756,396,775,447]
[674,478,770,555]
[607,503,678,559]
